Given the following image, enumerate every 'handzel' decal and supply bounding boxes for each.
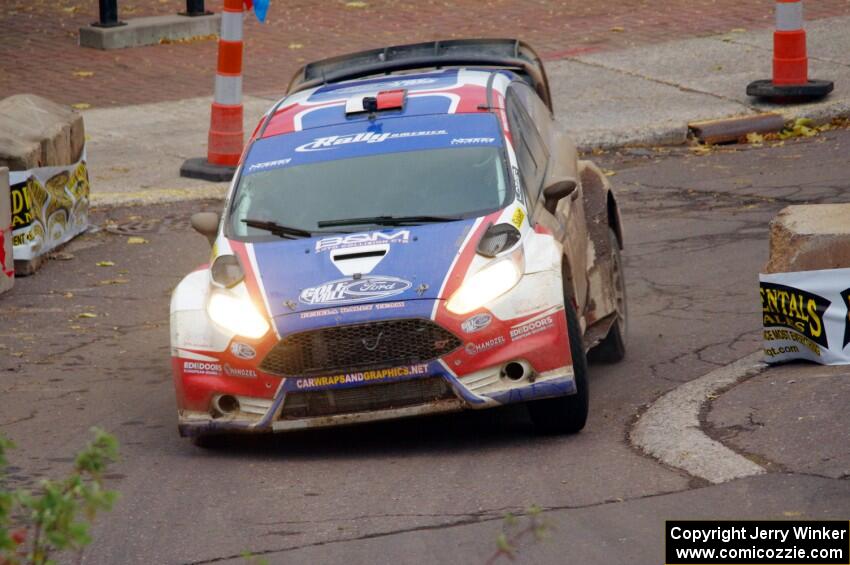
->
[299,276,412,306]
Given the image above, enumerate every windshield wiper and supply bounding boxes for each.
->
[242,218,313,239]
[317,215,462,228]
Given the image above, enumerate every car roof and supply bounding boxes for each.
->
[258,68,515,139]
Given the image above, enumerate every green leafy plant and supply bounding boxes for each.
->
[486,505,551,564]
[0,429,119,565]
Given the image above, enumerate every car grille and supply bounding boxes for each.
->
[280,377,455,419]
[259,318,462,377]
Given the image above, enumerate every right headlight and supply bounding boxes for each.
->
[207,291,270,339]
[446,259,522,315]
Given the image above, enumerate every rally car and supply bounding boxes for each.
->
[171,39,627,442]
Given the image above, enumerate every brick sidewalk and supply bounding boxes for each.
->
[2,0,849,108]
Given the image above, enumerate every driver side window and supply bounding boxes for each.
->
[506,88,550,204]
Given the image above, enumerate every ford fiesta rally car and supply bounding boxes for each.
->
[171,39,627,442]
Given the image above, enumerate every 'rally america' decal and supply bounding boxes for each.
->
[296,130,448,152]
[299,276,413,306]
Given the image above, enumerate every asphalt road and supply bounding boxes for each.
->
[2,129,849,564]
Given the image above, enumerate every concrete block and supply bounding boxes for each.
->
[0,94,85,169]
[765,204,850,273]
[79,14,221,50]
[0,167,13,293]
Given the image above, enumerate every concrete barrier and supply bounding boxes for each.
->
[0,94,85,169]
[0,95,90,276]
[0,167,13,294]
[79,14,221,50]
[765,204,850,273]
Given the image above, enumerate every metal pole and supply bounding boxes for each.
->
[92,0,126,28]
[180,0,213,17]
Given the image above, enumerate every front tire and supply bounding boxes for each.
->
[527,298,589,434]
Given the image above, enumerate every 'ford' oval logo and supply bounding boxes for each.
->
[299,276,413,306]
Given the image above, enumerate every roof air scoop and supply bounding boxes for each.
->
[345,89,407,115]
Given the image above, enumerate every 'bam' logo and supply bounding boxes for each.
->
[760,281,830,348]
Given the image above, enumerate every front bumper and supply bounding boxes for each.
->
[174,274,575,437]
[177,369,575,437]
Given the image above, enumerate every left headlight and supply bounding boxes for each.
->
[446,259,522,315]
[207,291,270,339]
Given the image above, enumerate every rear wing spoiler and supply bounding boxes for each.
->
[286,39,553,111]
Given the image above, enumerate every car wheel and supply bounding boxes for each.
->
[527,297,589,434]
[588,227,627,363]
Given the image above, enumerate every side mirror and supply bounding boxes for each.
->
[191,212,221,247]
[542,180,577,214]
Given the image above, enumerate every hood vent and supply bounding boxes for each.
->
[330,244,388,276]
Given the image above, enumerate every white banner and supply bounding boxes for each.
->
[10,149,90,262]
[760,268,850,365]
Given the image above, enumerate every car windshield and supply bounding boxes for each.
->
[229,146,510,237]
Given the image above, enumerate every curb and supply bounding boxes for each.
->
[630,351,768,484]
[574,101,850,152]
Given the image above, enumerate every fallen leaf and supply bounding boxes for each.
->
[345,1,368,6]
[72,103,91,110]
[610,26,625,32]
[64,292,74,298]
[98,278,130,285]
[126,236,148,245]
[689,145,712,156]
[783,511,802,517]
[78,312,98,318]
[603,169,617,177]
[11,352,24,358]
[73,70,94,78]
[69,325,82,330]
[53,251,75,261]
[730,28,746,33]
[96,260,115,267]
[159,33,216,45]
[63,6,79,13]
[288,43,304,50]
[746,132,764,145]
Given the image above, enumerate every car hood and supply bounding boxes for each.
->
[244,219,480,319]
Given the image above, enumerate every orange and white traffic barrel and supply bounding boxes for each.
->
[747,0,833,102]
[181,0,246,181]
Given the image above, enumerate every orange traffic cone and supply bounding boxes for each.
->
[181,0,245,181]
[747,0,833,102]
